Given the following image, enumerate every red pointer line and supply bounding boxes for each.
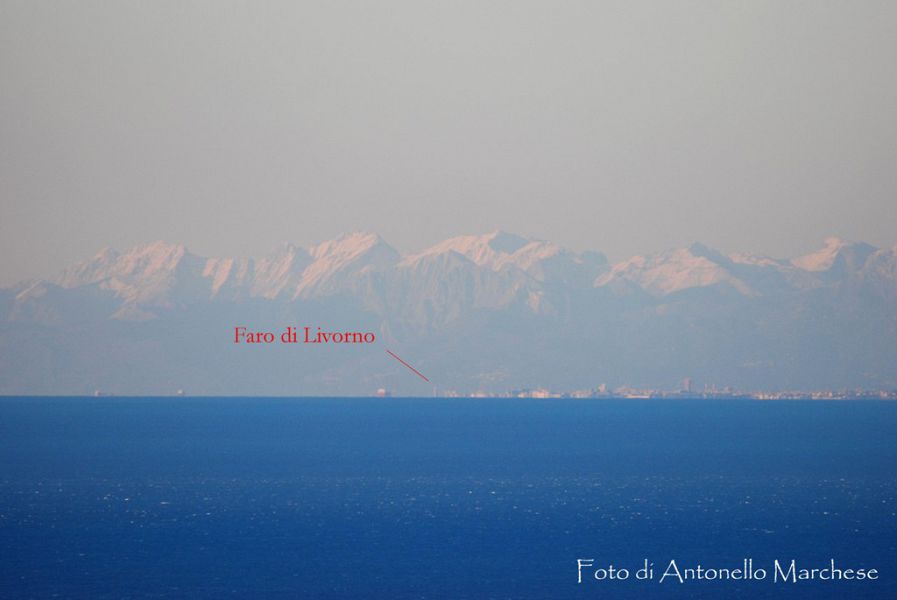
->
[386,349,431,383]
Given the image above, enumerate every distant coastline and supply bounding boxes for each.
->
[3,390,896,401]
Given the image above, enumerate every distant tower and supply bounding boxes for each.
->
[681,378,693,394]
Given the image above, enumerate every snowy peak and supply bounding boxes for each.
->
[409,231,607,286]
[55,247,120,288]
[41,240,206,318]
[858,245,897,295]
[596,237,890,298]
[53,240,198,301]
[55,241,190,289]
[295,232,399,298]
[308,232,394,262]
[45,234,404,306]
[510,242,608,287]
[501,240,564,271]
[251,243,311,299]
[792,237,877,273]
[729,252,790,268]
[202,257,254,297]
[413,231,530,269]
[398,249,473,271]
[596,244,752,297]
[14,234,895,319]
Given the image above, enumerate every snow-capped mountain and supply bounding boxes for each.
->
[2,234,896,395]
[595,243,755,297]
[792,236,878,274]
[593,238,888,298]
[408,230,607,287]
[295,232,400,299]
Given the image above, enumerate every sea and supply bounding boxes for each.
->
[1,397,895,599]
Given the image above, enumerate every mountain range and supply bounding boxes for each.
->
[2,232,896,395]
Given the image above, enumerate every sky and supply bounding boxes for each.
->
[1,1,896,285]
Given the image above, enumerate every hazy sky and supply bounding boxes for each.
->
[2,1,896,285]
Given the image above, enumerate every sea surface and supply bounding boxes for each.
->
[1,397,895,599]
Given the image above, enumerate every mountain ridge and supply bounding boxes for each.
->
[25,232,895,309]
[2,233,896,395]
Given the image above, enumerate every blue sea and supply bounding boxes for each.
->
[1,397,895,599]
